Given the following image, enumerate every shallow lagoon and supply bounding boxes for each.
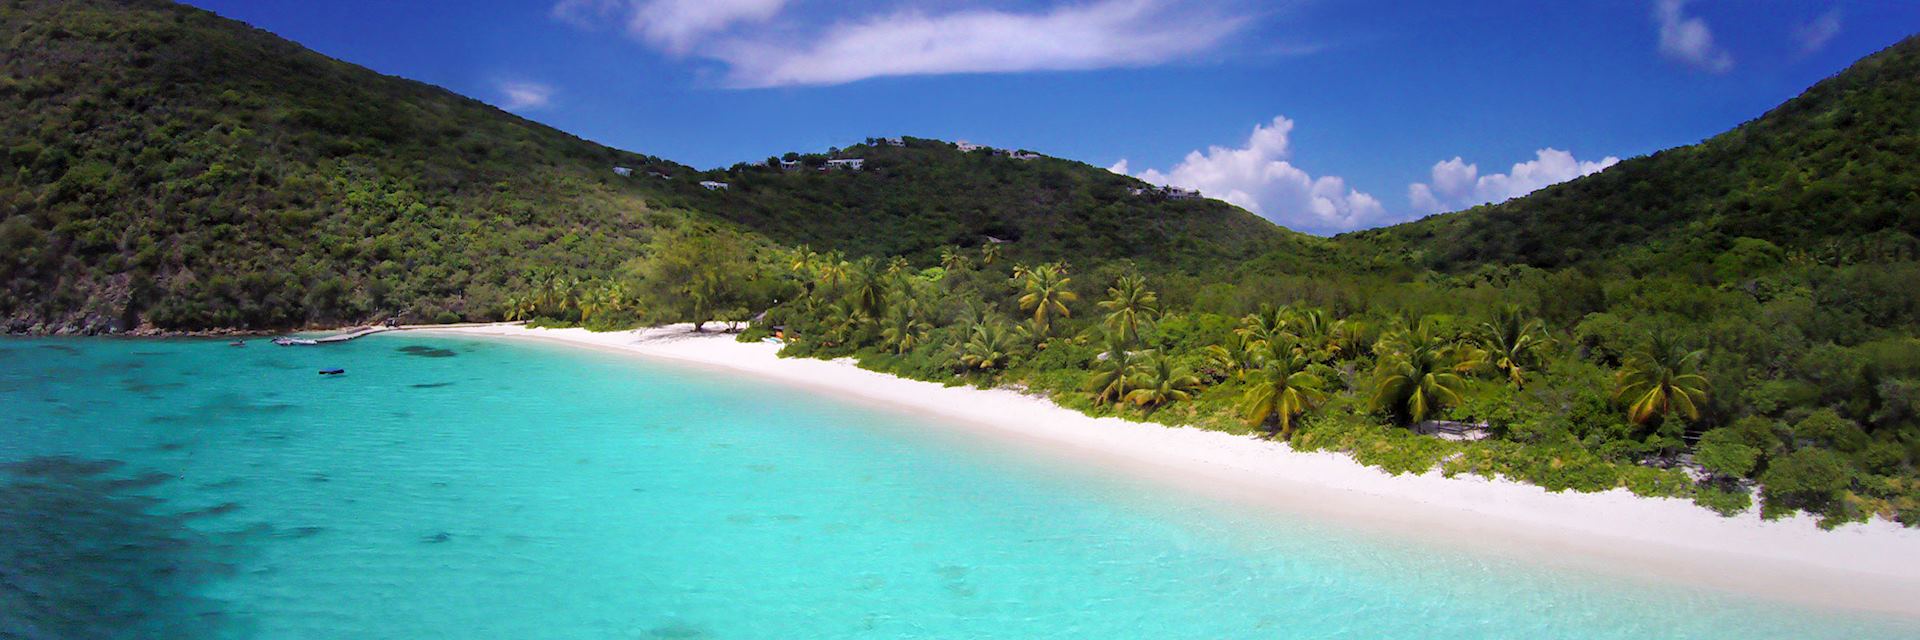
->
[2,335,1915,639]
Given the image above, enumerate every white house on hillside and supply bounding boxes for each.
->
[612,166,633,176]
[880,137,905,146]
[955,140,983,152]
[825,158,865,171]
[699,180,728,191]
[779,159,803,171]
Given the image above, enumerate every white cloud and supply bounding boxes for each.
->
[1111,116,1386,234]
[1654,0,1733,73]
[1407,148,1619,214]
[713,0,1246,88]
[554,0,1257,88]
[552,0,787,52]
[495,81,555,111]
[632,0,789,55]
[1794,9,1842,55]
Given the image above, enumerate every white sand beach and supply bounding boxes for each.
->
[416,323,1920,617]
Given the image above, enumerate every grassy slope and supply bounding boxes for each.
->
[1342,35,1920,271]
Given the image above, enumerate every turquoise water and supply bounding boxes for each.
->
[1,335,1914,639]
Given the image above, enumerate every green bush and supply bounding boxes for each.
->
[1694,485,1753,516]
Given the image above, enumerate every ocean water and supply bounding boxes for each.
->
[1,335,1913,639]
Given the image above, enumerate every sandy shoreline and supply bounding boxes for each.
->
[411,323,1920,618]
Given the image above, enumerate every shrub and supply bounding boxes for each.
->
[1694,485,1753,516]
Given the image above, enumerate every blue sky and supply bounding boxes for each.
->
[180,0,1919,234]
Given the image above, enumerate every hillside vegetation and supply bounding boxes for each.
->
[667,138,1303,270]
[1346,36,1920,271]
[0,0,1296,333]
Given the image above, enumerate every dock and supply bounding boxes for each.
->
[275,325,393,346]
[274,322,518,346]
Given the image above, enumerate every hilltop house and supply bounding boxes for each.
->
[880,137,905,146]
[779,159,804,172]
[699,180,728,191]
[825,158,865,171]
[1130,185,1202,200]
[612,166,633,177]
[955,140,984,152]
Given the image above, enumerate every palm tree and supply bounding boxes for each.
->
[1370,321,1476,425]
[1098,274,1158,345]
[1290,308,1336,361]
[1614,333,1710,425]
[938,246,972,272]
[503,295,530,322]
[815,251,850,291]
[1329,318,1373,361]
[1239,348,1326,440]
[1478,304,1550,387]
[1126,354,1202,409]
[1085,333,1143,405]
[846,258,888,322]
[980,242,1002,266]
[1236,305,1293,351]
[885,256,912,277]
[788,245,819,277]
[1017,263,1077,336]
[958,321,1017,371]
[880,298,932,355]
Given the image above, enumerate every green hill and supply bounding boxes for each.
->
[0,0,698,332]
[671,138,1300,270]
[0,0,1300,333]
[1345,35,1920,271]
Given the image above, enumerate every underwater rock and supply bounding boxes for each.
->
[396,345,458,358]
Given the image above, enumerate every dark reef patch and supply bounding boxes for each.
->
[2,456,125,478]
[396,345,458,358]
[0,457,243,639]
[409,382,454,389]
[37,344,81,355]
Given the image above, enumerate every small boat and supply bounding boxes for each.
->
[273,337,318,346]
[228,340,246,347]
[318,369,345,376]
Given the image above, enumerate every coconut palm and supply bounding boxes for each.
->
[1017,263,1077,336]
[788,245,819,277]
[845,258,889,322]
[503,295,530,322]
[1085,333,1144,405]
[1329,319,1373,360]
[1239,347,1326,440]
[814,251,850,291]
[885,256,912,277]
[980,242,1002,266]
[1478,304,1550,387]
[938,246,972,272]
[880,298,932,355]
[1126,354,1202,409]
[1236,305,1293,351]
[1370,321,1477,424]
[958,321,1018,371]
[1290,308,1336,361]
[1613,333,1710,425]
[1098,274,1158,345]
